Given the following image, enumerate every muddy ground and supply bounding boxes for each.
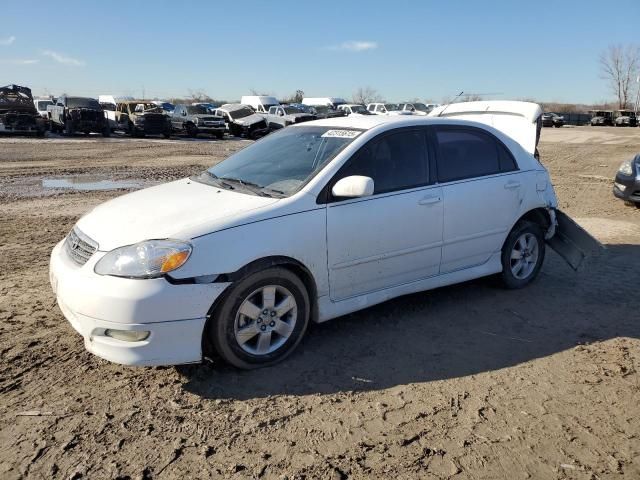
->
[0,127,639,479]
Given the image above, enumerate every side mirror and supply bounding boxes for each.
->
[332,176,374,199]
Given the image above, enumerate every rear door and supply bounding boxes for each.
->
[433,126,523,273]
[325,128,443,300]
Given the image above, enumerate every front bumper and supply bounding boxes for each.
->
[49,240,230,366]
[613,173,640,204]
[196,125,226,134]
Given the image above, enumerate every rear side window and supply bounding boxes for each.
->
[435,128,510,182]
[336,129,428,195]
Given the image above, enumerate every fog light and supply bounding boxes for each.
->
[104,329,150,342]
[614,182,626,192]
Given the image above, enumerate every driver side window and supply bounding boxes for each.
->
[334,129,429,197]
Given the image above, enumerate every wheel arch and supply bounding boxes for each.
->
[207,255,318,317]
[503,207,552,249]
[201,255,319,360]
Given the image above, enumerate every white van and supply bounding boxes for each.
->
[302,97,347,109]
[240,96,280,113]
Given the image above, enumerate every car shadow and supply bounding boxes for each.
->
[178,244,639,400]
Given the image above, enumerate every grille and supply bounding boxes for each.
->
[64,227,98,266]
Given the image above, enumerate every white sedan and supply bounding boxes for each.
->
[49,102,588,369]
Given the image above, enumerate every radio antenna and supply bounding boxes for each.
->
[437,91,464,117]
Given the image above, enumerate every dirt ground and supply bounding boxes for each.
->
[0,127,639,480]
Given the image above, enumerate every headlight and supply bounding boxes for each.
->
[94,240,192,278]
[618,159,633,176]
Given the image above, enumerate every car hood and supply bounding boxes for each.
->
[233,114,265,126]
[76,178,279,251]
[429,101,543,156]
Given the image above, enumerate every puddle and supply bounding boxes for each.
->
[1,174,153,199]
[42,177,141,191]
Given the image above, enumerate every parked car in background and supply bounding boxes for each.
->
[214,104,269,139]
[590,110,614,126]
[34,97,54,119]
[99,95,132,131]
[338,104,373,116]
[541,112,565,127]
[48,95,109,136]
[367,103,413,115]
[302,97,348,109]
[263,105,316,130]
[192,102,218,113]
[171,104,226,138]
[240,96,280,114]
[262,105,316,130]
[614,110,637,127]
[301,105,345,120]
[152,101,175,115]
[49,101,596,369]
[397,102,432,115]
[115,100,172,138]
[613,154,640,208]
[0,84,47,136]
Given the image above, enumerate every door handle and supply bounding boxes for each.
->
[418,195,442,206]
[504,181,521,189]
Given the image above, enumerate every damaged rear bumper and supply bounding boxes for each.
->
[546,209,602,270]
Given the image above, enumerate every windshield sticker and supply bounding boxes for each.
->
[321,129,361,139]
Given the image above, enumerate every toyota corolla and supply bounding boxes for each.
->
[50,101,593,369]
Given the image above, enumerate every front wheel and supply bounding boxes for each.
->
[500,221,545,289]
[206,267,310,369]
[64,119,74,136]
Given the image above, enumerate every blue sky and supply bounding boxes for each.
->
[1,0,639,103]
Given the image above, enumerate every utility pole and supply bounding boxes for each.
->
[635,76,640,116]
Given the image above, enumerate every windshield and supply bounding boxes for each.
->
[67,97,101,109]
[350,105,368,113]
[413,103,429,112]
[159,102,174,112]
[187,105,210,115]
[283,107,302,115]
[229,107,254,119]
[385,104,399,111]
[36,100,53,110]
[313,106,329,114]
[199,126,362,196]
[133,103,161,112]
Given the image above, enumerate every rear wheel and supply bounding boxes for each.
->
[216,131,224,139]
[186,123,198,138]
[206,267,310,369]
[64,119,74,136]
[500,221,545,289]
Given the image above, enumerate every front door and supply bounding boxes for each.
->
[325,128,443,301]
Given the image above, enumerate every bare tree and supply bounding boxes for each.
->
[599,44,640,109]
[188,89,212,103]
[281,89,305,104]
[352,86,382,105]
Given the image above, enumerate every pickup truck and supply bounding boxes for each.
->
[171,104,226,138]
[48,95,110,136]
[262,105,315,130]
[214,104,270,139]
[115,100,172,138]
[0,84,47,136]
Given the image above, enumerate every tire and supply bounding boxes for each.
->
[129,122,140,137]
[64,118,74,136]
[206,267,310,369]
[500,220,545,289]
[163,131,171,139]
[186,124,198,138]
[36,129,45,138]
[216,132,224,140]
[102,125,111,137]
